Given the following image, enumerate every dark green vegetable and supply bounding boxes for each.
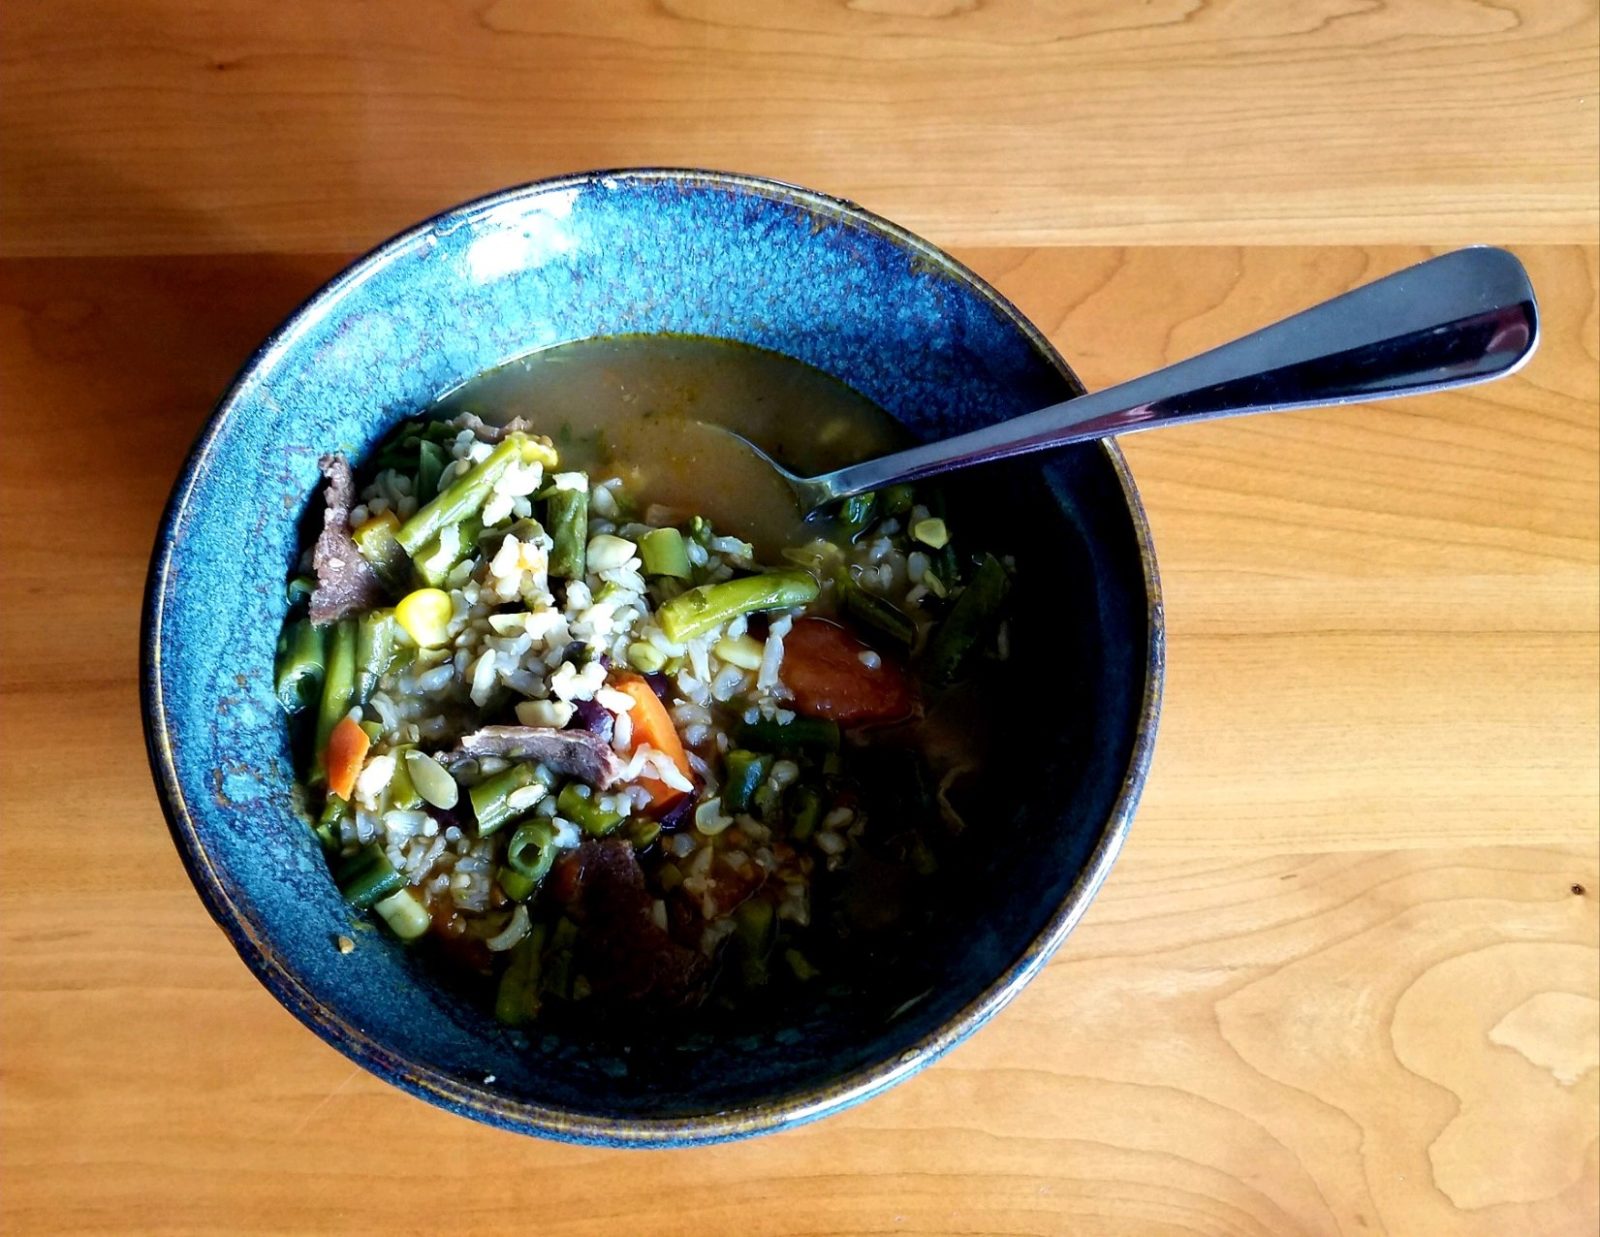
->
[657,570,819,642]
[735,715,840,753]
[286,575,316,605]
[546,485,588,579]
[923,552,1011,685]
[788,785,822,841]
[932,544,962,592]
[752,780,782,821]
[835,491,878,541]
[505,819,558,883]
[274,618,326,714]
[732,896,776,987]
[722,750,773,814]
[840,576,915,646]
[556,783,625,837]
[624,817,662,850]
[881,484,915,517]
[541,916,579,1000]
[469,765,542,836]
[353,609,397,703]
[414,439,446,504]
[494,923,546,1026]
[640,527,692,578]
[385,744,423,811]
[310,619,357,784]
[314,794,347,850]
[688,515,714,546]
[336,844,404,909]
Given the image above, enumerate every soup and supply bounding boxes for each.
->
[274,336,1012,1029]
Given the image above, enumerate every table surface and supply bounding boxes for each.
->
[2,3,1596,1234]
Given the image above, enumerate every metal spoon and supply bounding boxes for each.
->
[718,246,1539,517]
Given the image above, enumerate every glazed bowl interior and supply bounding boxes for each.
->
[144,171,1159,1144]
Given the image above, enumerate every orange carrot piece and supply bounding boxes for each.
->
[325,715,371,801]
[613,675,692,812]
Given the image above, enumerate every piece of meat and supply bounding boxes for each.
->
[781,617,917,726]
[443,726,624,788]
[564,840,709,1009]
[309,454,387,625]
[448,411,536,443]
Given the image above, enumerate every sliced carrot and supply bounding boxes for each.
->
[782,617,916,726]
[325,714,371,801]
[613,674,692,812]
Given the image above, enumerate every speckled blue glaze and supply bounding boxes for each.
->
[142,170,1163,1146]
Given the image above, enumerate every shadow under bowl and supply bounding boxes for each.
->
[142,169,1163,1146]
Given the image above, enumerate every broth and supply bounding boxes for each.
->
[438,335,906,555]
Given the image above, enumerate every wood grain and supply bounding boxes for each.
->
[2,0,1596,257]
[1,245,1595,1234]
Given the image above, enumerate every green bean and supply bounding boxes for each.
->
[657,570,819,642]
[310,619,357,784]
[835,491,878,542]
[881,484,915,517]
[469,763,543,836]
[923,552,1011,685]
[788,785,822,841]
[545,485,588,579]
[626,641,667,673]
[722,750,772,814]
[336,844,404,909]
[314,794,347,850]
[499,868,538,903]
[752,780,782,821]
[411,514,482,588]
[414,439,446,504]
[274,618,326,714]
[541,916,579,1000]
[556,784,624,837]
[735,715,839,753]
[839,577,915,647]
[373,888,430,941]
[395,436,545,555]
[354,609,397,704]
[640,527,691,578]
[351,514,410,594]
[733,896,775,987]
[505,819,558,883]
[383,745,423,811]
[494,923,546,1026]
[478,516,544,561]
[624,817,661,850]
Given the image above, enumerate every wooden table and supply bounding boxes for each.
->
[3,4,1596,1233]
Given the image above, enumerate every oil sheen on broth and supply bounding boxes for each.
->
[438,335,905,552]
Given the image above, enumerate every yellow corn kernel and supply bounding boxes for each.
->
[395,587,453,648]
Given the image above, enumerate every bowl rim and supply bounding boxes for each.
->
[141,167,1165,1146]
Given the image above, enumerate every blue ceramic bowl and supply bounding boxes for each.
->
[142,170,1162,1145]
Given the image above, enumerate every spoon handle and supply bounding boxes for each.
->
[815,246,1539,501]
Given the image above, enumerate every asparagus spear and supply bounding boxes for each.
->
[656,570,819,642]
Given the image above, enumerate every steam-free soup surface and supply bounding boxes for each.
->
[439,335,905,553]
